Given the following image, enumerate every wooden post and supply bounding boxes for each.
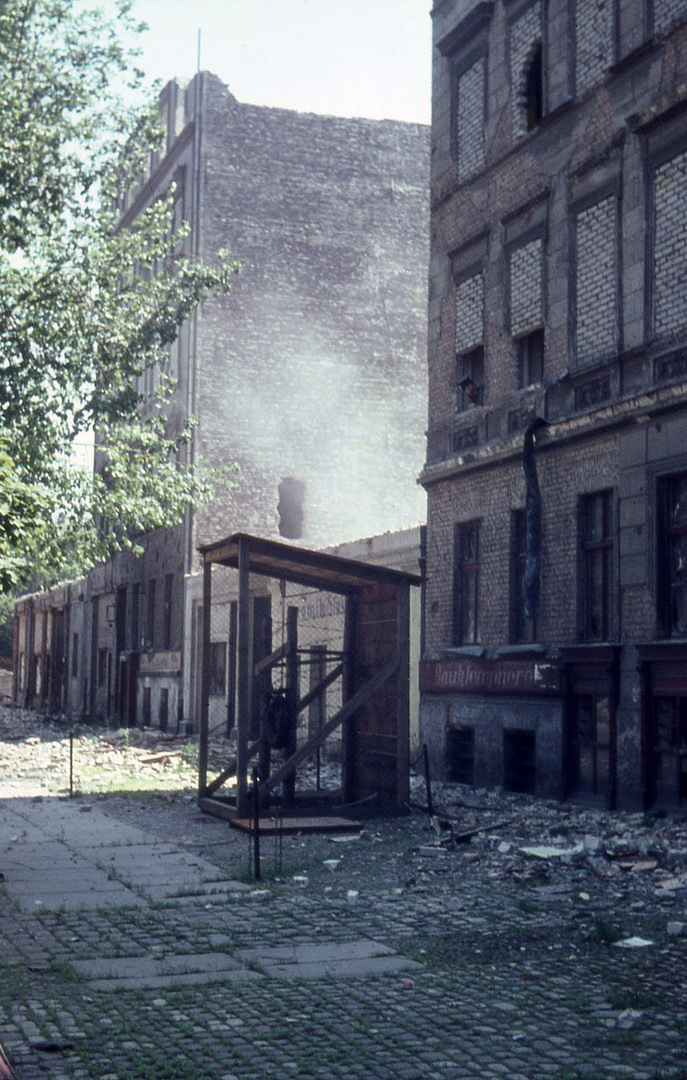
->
[197,560,211,798]
[341,594,357,803]
[283,605,298,808]
[226,599,237,735]
[395,581,411,810]
[236,538,251,817]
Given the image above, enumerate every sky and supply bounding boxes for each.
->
[128,0,432,125]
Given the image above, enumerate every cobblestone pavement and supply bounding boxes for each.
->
[1,715,686,1079]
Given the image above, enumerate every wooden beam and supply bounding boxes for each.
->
[265,656,399,793]
[254,641,287,678]
[204,739,262,798]
[295,662,343,715]
[197,562,211,797]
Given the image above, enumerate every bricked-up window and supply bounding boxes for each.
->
[574,196,618,366]
[510,1,543,140]
[509,237,543,339]
[657,473,687,637]
[510,509,537,642]
[575,0,613,96]
[209,642,227,697]
[146,578,156,649]
[653,149,687,342]
[163,573,173,650]
[453,521,481,645]
[653,0,687,36]
[456,346,484,411]
[517,327,545,387]
[456,57,486,182]
[580,491,614,641]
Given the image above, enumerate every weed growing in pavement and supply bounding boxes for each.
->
[606,984,660,1010]
[589,914,622,945]
[47,959,82,982]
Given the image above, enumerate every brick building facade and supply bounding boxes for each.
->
[14,73,429,732]
[420,0,687,808]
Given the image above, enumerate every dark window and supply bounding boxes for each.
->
[510,509,537,643]
[209,642,227,697]
[71,633,79,677]
[131,583,140,650]
[278,476,305,539]
[446,725,475,784]
[658,474,687,637]
[516,327,544,387]
[146,579,156,648]
[524,40,543,130]
[503,729,536,794]
[163,573,173,650]
[159,688,169,732]
[453,521,480,645]
[570,694,612,801]
[456,346,484,412]
[580,491,614,641]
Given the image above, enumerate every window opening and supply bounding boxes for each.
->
[524,40,543,130]
[517,327,544,387]
[510,509,537,643]
[581,491,613,641]
[278,477,305,539]
[570,694,612,801]
[209,641,227,697]
[453,521,480,645]
[652,696,687,806]
[456,346,484,411]
[446,725,475,784]
[660,475,687,637]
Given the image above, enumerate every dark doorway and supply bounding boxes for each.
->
[569,694,613,804]
[446,725,475,784]
[652,696,687,807]
[503,729,536,794]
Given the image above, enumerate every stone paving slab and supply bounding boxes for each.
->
[238,939,424,979]
[74,951,244,980]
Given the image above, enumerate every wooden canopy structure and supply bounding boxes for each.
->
[197,533,422,818]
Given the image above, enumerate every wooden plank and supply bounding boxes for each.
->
[229,816,362,836]
[254,642,287,678]
[296,662,343,715]
[265,656,399,793]
[204,739,262,798]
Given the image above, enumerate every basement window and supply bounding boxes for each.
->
[523,41,543,131]
[278,477,305,539]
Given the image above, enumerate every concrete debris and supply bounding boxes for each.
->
[666,921,685,935]
[520,844,585,859]
[613,936,654,948]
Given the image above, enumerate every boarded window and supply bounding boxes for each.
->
[580,491,614,641]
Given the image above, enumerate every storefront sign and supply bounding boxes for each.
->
[421,656,560,696]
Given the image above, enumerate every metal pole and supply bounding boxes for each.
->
[423,742,433,817]
[252,767,261,881]
[69,732,74,798]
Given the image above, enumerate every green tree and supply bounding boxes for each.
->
[0,0,238,591]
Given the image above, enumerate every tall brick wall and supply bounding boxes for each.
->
[189,75,429,553]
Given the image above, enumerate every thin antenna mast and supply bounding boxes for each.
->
[197,28,201,73]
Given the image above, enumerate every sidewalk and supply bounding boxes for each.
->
[1,775,686,1077]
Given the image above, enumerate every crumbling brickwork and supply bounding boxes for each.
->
[509,1,542,140]
[575,0,613,96]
